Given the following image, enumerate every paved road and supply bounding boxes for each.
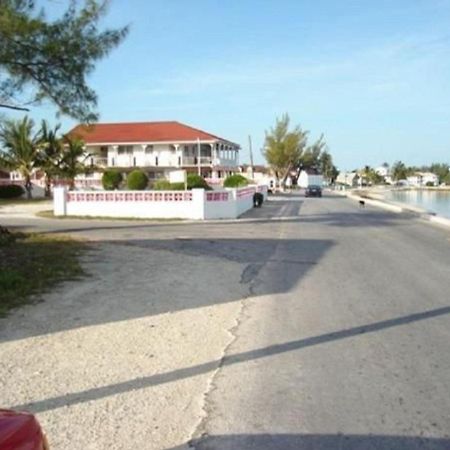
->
[1,192,450,449]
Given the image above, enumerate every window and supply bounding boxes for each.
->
[155,156,159,166]
[118,145,133,154]
[145,145,153,153]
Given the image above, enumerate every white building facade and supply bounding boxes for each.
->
[69,121,240,186]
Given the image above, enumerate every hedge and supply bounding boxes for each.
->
[0,184,25,199]
[223,174,249,188]
[153,175,211,191]
[102,170,123,190]
[127,170,149,190]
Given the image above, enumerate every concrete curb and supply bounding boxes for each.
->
[342,191,450,231]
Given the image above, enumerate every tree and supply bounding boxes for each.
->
[263,114,308,186]
[0,0,128,121]
[392,161,409,181]
[429,163,449,184]
[37,121,63,197]
[318,150,335,182]
[0,116,41,198]
[301,134,326,170]
[57,136,90,189]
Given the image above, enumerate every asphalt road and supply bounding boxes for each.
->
[2,192,450,449]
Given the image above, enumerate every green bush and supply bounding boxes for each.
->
[127,170,149,190]
[153,179,172,190]
[425,181,435,187]
[169,182,185,190]
[0,184,25,199]
[187,174,212,190]
[102,170,123,190]
[223,174,249,188]
[153,175,211,190]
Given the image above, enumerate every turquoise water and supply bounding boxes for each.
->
[386,190,450,219]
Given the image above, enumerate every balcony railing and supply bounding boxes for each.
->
[183,156,213,166]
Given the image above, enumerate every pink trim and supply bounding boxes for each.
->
[66,191,193,203]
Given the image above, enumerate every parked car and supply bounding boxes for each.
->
[0,409,49,449]
[305,185,322,197]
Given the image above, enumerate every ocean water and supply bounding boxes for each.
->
[385,190,450,219]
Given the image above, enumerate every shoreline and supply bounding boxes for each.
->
[340,188,450,230]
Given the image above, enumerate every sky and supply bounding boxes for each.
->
[8,0,450,170]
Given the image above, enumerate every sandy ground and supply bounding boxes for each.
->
[0,239,249,449]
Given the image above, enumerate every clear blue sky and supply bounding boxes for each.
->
[11,0,450,170]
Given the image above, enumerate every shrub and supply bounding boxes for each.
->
[127,170,149,190]
[169,182,185,190]
[153,179,172,190]
[187,174,212,190]
[425,181,435,187]
[223,174,249,188]
[102,170,123,190]
[0,184,25,199]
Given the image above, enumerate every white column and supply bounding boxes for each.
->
[53,187,67,216]
[110,145,118,167]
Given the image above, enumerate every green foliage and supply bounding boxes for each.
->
[429,163,449,184]
[0,184,24,198]
[153,175,211,190]
[102,170,123,190]
[392,161,410,181]
[425,181,435,187]
[169,182,185,190]
[36,120,63,197]
[187,174,212,190]
[57,136,90,189]
[264,114,307,182]
[153,179,172,190]
[444,172,450,185]
[0,0,128,121]
[126,169,148,190]
[0,232,85,317]
[223,174,249,188]
[0,116,41,198]
[361,165,384,185]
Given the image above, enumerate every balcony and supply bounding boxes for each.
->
[183,156,213,166]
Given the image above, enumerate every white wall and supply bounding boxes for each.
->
[54,185,268,220]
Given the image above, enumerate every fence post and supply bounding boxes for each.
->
[53,186,67,216]
[191,188,206,219]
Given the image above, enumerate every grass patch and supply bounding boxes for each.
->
[0,231,86,317]
[36,210,185,222]
[0,197,50,206]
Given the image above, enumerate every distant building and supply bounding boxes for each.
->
[336,171,360,187]
[407,172,439,187]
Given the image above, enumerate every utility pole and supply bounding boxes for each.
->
[248,135,254,180]
[197,137,201,176]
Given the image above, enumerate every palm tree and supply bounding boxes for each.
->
[0,116,41,199]
[58,136,90,189]
[37,121,63,197]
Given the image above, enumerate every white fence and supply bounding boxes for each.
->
[54,185,268,220]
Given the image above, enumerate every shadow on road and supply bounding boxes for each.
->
[169,433,450,449]
[0,237,334,342]
[10,304,450,414]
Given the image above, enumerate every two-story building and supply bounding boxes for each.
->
[68,121,240,186]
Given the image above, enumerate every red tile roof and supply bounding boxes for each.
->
[68,121,238,146]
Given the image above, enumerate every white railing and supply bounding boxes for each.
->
[183,156,213,166]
